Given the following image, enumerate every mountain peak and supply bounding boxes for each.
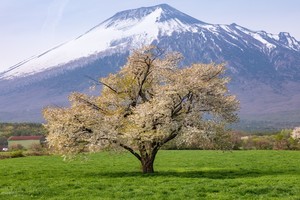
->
[102,4,205,27]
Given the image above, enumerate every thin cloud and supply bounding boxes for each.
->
[41,0,69,38]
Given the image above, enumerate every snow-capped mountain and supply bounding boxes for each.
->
[1,4,299,80]
[1,4,300,129]
[0,4,204,79]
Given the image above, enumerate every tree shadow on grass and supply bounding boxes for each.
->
[84,168,295,179]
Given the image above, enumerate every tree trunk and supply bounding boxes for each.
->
[139,144,159,173]
[141,157,154,173]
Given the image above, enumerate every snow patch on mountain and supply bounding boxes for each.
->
[233,25,276,50]
[278,32,300,51]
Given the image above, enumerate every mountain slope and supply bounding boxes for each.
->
[0,4,204,79]
[1,4,300,129]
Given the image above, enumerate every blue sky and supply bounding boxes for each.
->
[1,0,299,70]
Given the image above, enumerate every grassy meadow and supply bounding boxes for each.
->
[0,150,300,199]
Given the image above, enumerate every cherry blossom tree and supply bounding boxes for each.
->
[43,46,239,173]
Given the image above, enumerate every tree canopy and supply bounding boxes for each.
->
[43,46,239,173]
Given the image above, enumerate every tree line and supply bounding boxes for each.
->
[163,129,300,150]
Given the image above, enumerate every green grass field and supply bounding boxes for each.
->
[0,150,300,199]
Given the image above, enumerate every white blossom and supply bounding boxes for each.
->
[292,127,300,140]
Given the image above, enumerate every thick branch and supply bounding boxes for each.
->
[119,143,141,161]
[171,92,192,117]
[99,137,142,161]
[133,48,165,103]
[159,127,182,147]
[137,62,151,102]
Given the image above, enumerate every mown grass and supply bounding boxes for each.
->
[0,150,300,199]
